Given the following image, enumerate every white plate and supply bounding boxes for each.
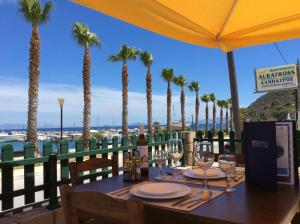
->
[130,183,191,199]
[138,183,181,196]
[190,168,219,177]
[183,169,226,180]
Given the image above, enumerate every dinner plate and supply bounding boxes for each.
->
[138,183,181,196]
[130,183,191,199]
[190,168,219,177]
[183,168,226,180]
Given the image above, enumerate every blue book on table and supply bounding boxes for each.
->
[244,122,277,189]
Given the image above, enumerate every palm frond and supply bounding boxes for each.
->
[188,81,199,92]
[72,22,101,49]
[209,93,216,102]
[107,54,122,62]
[161,68,174,82]
[217,100,223,107]
[40,1,53,24]
[201,94,210,102]
[18,0,53,25]
[140,51,153,68]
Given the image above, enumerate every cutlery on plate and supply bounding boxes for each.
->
[116,190,130,197]
[172,194,197,206]
[186,198,204,208]
[111,186,130,195]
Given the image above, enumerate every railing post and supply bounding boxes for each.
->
[229,131,236,153]
[131,135,137,147]
[196,130,203,141]
[113,136,120,175]
[89,138,97,182]
[1,144,13,210]
[47,154,59,210]
[208,130,214,151]
[146,134,153,166]
[24,143,35,205]
[43,142,52,200]
[101,137,109,179]
[75,139,83,164]
[121,136,128,149]
[218,131,224,154]
[60,139,69,184]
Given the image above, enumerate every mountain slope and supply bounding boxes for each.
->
[242,90,296,121]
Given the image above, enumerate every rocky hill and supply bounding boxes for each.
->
[241,90,296,122]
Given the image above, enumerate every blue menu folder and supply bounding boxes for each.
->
[244,122,277,189]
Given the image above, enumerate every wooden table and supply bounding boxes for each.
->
[73,168,300,224]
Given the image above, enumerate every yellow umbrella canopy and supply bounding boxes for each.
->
[72,0,300,52]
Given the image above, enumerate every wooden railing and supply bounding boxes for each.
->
[0,132,181,214]
[0,130,256,215]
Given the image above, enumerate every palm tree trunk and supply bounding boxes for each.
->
[213,102,216,133]
[122,64,128,136]
[195,92,199,132]
[181,89,185,130]
[167,82,171,131]
[220,107,223,131]
[205,102,209,136]
[230,106,233,131]
[82,47,91,150]
[225,109,229,134]
[27,25,40,155]
[146,68,153,136]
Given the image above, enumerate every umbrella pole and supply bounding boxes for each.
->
[226,51,242,151]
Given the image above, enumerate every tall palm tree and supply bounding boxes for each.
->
[161,68,174,131]
[18,0,53,154]
[201,94,210,136]
[228,98,233,131]
[108,45,140,136]
[139,51,154,136]
[217,100,225,131]
[173,75,187,131]
[210,93,216,134]
[73,23,100,150]
[188,81,200,132]
[224,100,229,134]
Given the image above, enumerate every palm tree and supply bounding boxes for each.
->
[201,94,210,136]
[217,100,225,131]
[173,75,187,131]
[108,45,140,136]
[73,23,100,150]
[228,98,233,131]
[161,68,174,131]
[188,81,200,132]
[210,93,216,134]
[18,0,53,154]
[224,100,229,134]
[139,51,154,136]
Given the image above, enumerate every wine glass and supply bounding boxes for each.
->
[218,154,236,192]
[193,142,214,190]
[154,150,167,178]
[168,139,183,179]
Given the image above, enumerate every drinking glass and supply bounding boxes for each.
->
[193,142,214,190]
[167,139,183,179]
[154,150,167,177]
[218,154,236,192]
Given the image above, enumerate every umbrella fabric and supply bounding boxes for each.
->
[72,0,300,52]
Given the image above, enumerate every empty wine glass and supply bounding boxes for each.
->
[154,150,167,178]
[218,154,236,192]
[168,138,183,179]
[194,142,214,190]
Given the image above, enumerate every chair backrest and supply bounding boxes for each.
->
[69,156,119,186]
[59,185,144,224]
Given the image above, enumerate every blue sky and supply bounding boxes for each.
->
[1,0,300,128]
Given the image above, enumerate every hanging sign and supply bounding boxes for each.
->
[254,64,298,93]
